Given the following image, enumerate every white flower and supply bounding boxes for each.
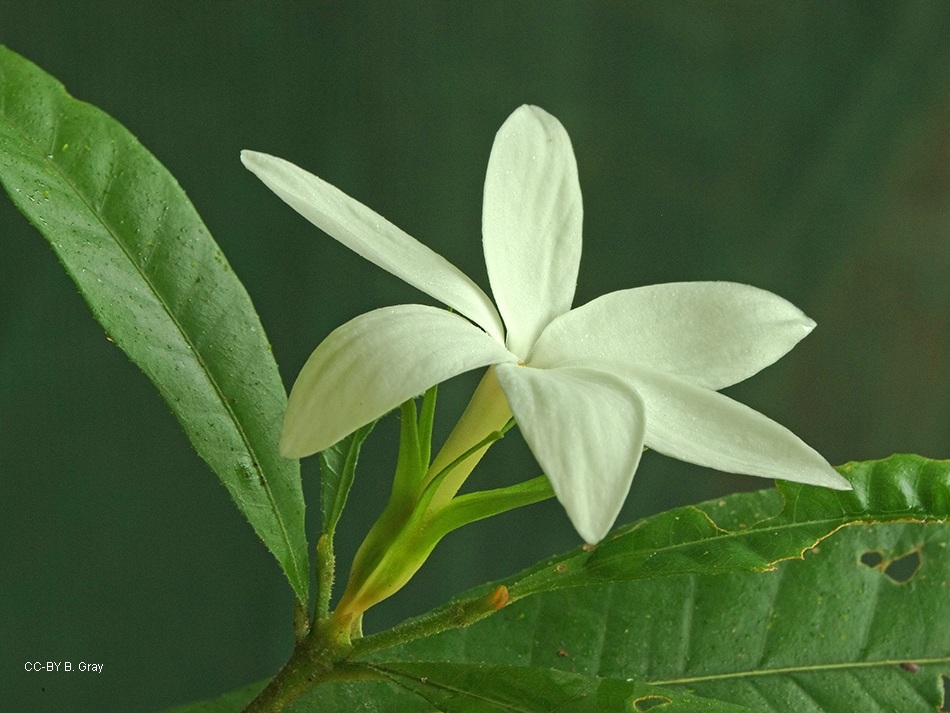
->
[242,105,850,544]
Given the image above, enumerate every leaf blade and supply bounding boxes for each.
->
[164,457,950,712]
[0,45,309,602]
[320,421,377,537]
[378,457,950,712]
[376,527,950,711]
[370,661,754,713]
[483,455,950,604]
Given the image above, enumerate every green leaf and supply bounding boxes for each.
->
[164,664,751,713]
[373,457,950,712]
[315,421,376,618]
[320,421,376,537]
[164,457,950,712]
[369,661,754,712]
[170,520,950,712]
[163,678,434,713]
[421,454,950,611]
[349,456,949,660]
[0,46,308,603]
[380,521,950,712]
[585,454,950,581]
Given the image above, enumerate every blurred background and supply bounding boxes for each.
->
[2,3,949,711]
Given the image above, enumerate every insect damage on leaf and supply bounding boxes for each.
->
[860,547,922,583]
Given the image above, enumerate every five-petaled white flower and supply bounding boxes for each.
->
[242,105,850,544]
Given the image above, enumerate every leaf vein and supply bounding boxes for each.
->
[649,654,950,686]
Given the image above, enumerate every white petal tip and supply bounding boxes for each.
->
[810,461,853,490]
[240,149,268,171]
[825,471,853,491]
[578,528,607,546]
[559,485,623,545]
[278,433,311,460]
[279,414,322,459]
[512,104,550,120]
[789,466,852,491]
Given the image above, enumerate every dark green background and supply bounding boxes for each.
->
[2,3,949,711]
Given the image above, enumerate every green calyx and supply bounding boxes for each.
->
[333,369,554,624]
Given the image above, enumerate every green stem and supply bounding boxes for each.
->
[293,599,310,643]
[243,581,515,711]
[241,614,366,713]
[314,533,335,621]
[244,586,515,710]
[352,584,510,657]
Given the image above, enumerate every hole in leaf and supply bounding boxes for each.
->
[633,695,672,711]
[940,675,949,712]
[859,549,921,583]
[884,551,921,583]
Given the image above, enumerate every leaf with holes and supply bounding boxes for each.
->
[382,454,950,615]
[166,516,950,712]
[392,521,947,712]
[165,457,950,712]
[371,458,950,712]
[0,45,309,603]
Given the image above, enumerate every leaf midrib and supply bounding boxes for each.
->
[648,654,950,686]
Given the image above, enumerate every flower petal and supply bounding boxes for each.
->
[482,106,583,357]
[620,365,850,489]
[530,282,816,390]
[282,305,516,457]
[242,150,505,342]
[495,363,645,543]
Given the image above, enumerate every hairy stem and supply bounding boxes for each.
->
[241,613,362,713]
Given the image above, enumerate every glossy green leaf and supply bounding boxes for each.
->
[379,521,950,712]
[403,454,950,612]
[373,457,950,712]
[585,453,950,580]
[369,661,754,712]
[315,421,377,618]
[166,518,950,712]
[165,678,434,713]
[165,457,950,712]
[165,508,950,713]
[165,663,751,713]
[0,45,308,603]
